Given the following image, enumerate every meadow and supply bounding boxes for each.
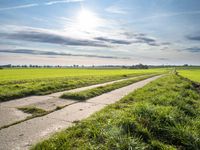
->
[178,68,200,83]
[0,68,167,102]
[32,73,200,150]
[0,68,167,81]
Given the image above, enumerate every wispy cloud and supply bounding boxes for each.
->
[0,26,136,47]
[45,0,84,5]
[105,5,127,14]
[1,29,109,47]
[122,33,165,47]
[95,37,131,45]
[0,0,84,11]
[186,34,200,41]
[0,25,171,50]
[184,47,200,53]
[131,10,200,22]
[0,3,38,11]
[0,49,130,59]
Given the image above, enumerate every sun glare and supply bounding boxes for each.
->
[76,9,100,31]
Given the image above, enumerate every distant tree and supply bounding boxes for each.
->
[130,64,148,69]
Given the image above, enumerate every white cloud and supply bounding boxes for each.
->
[105,5,127,14]
[0,3,38,11]
[132,10,200,22]
[45,0,84,5]
[0,0,84,11]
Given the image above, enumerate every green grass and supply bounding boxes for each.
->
[61,74,159,100]
[0,68,167,81]
[178,68,200,83]
[32,74,200,150]
[0,68,167,102]
[18,106,47,117]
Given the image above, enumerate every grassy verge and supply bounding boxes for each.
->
[0,73,154,102]
[61,74,159,100]
[32,74,200,150]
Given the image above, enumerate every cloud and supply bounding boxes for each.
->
[130,10,200,23]
[105,5,127,14]
[123,33,171,47]
[0,49,130,59]
[186,35,200,41]
[157,58,169,61]
[95,37,132,45]
[1,29,109,47]
[45,0,84,5]
[184,47,200,53]
[0,26,138,47]
[0,3,38,11]
[132,34,161,46]
[95,34,166,46]
[161,42,171,45]
[0,0,83,11]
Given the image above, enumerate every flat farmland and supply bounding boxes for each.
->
[178,68,200,83]
[0,68,167,102]
[0,68,167,81]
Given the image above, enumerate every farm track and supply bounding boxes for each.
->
[0,75,163,150]
[0,74,150,129]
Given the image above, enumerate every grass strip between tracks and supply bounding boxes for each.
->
[61,74,159,101]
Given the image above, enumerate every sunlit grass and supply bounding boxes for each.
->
[0,68,167,81]
[0,68,168,102]
[178,68,200,83]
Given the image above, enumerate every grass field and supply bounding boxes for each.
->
[32,74,200,150]
[0,68,167,102]
[0,68,167,81]
[178,68,200,83]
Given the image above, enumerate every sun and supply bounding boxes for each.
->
[76,9,100,31]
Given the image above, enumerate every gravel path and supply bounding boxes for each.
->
[0,76,144,128]
[0,75,163,150]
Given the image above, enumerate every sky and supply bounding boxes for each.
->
[0,0,200,66]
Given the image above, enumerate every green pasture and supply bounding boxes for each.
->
[0,68,168,101]
[178,68,200,83]
[0,68,167,81]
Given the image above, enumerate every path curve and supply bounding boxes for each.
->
[0,75,163,150]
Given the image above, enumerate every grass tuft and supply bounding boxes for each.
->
[18,106,47,117]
